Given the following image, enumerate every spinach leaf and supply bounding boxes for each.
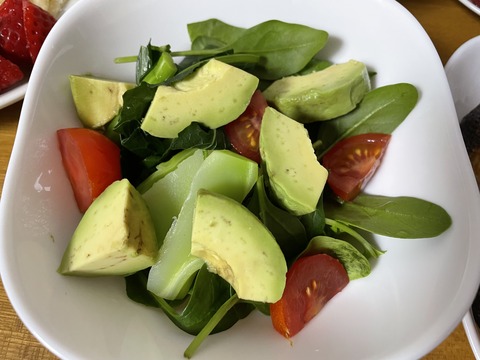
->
[184,294,241,359]
[325,218,384,259]
[300,193,326,239]
[247,174,309,262]
[125,267,253,336]
[176,20,328,80]
[135,43,176,84]
[315,83,418,158]
[324,193,452,238]
[302,235,371,280]
[187,19,246,48]
[230,20,328,80]
[297,58,332,75]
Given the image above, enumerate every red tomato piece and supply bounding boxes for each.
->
[321,133,391,201]
[270,253,349,339]
[224,89,267,163]
[57,128,122,213]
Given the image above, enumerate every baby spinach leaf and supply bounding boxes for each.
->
[325,218,384,259]
[178,20,328,80]
[297,58,332,75]
[248,174,309,262]
[125,267,253,336]
[300,194,326,239]
[230,20,328,80]
[302,236,371,280]
[315,83,418,158]
[324,193,452,238]
[187,19,246,48]
[184,294,241,359]
[190,36,228,51]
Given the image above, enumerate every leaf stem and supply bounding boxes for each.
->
[184,293,240,359]
[114,55,138,64]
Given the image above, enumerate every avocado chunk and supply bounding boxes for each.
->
[58,179,158,276]
[70,75,135,128]
[141,59,259,138]
[146,150,259,300]
[191,189,287,303]
[263,60,370,123]
[260,107,328,216]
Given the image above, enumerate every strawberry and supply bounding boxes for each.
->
[0,0,30,64]
[22,0,56,63]
[23,0,56,63]
[0,54,24,92]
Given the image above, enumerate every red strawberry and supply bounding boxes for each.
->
[22,0,56,63]
[0,0,30,64]
[0,54,24,92]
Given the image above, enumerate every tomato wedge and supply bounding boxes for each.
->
[224,90,268,163]
[321,133,391,201]
[270,253,349,339]
[57,128,122,213]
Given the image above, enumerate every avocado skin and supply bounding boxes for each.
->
[263,60,371,123]
[57,179,158,276]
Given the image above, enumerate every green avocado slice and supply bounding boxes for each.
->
[58,179,158,276]
[191,189,287,303]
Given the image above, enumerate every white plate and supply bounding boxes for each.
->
[459,0,480,16]
[0,0,80,110]
[445,34,480,359]
[1,0,480,359]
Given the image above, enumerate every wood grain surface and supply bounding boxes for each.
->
[0,0,479,358]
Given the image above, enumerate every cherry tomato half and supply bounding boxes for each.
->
[224,90,268,163]
[270,253,349,339]
[321,133,391,201]
[57,128,122,213]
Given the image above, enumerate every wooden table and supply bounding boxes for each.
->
[0,0,479,358]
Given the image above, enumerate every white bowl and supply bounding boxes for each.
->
[445,34,480,359]
[458,0,480,16]
[2,0,480,359]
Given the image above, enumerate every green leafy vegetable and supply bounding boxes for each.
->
[188,19,246,48]
[125,267,253,336]
[325,218,384,258]
[247,174,309,262]
[302,236,371,280]
[315,83,418,158]
[325,194,452,238]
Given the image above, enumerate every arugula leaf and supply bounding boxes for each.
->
[315,83,418,158]
[324,193,452,238]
